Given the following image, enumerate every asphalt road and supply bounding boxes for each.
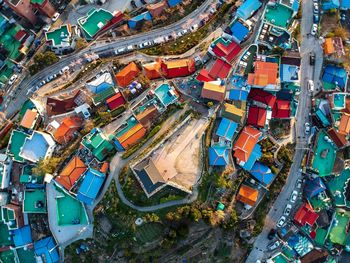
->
[245,0,323,262]
[2,0,214,118]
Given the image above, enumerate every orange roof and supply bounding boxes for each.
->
[236,185,258,206]
[56,156,87,190]
[324,38,335,55]
[117,123,147,149]
[233,126,261,163]
[247,61,278,86]
[100,162,109,174]
[20,109,38,129]
[164,59,191,69]
[143,61,162,79]
[53,116,83,144]
[115,62,140,87]
[338,112,350,135]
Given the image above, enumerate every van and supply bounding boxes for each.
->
[307,79,314,92]
[127,45,134,51]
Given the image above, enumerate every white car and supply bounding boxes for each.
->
[296,179,303,189]
[308,79,314,92]
[284,204,292,216]
[305,122,310,135]
[267,240,281,251]
[52,12,60,22]
[290,190,298,203]
[8,74,18,85]
[277,216,286,228]
[311,24,318,36]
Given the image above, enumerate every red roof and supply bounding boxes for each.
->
[208,59,232,79]
[248,88,276,108]
[14,29,27,42]
[46,90,81,116]
[294,203,319,227]
[212,40,241,62]
[272,99,291,118]
[247,106,267,128]
[53,116,83,144]
[106,92,125,110]
[161,59,196,78]
[196,69,215,82]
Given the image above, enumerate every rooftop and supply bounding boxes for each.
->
[77,8,114,38]
[7,130,30,162]
[233,126,261,164]
[264,3,293,29]
[77,168,106,205]
[23,189,47,213]
[45,24,71,47]
[56,156,87,191]
[209,145,230,166]
[154,83,178,107]
[236,184,259,206]
[216,118,238,142]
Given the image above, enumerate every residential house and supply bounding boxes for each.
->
[115,122,147,150]
[201,81,226,102]
[322,65,348,91]
[115,62,140,87]
[128,11,152,29]
[228,20,250,43]
[0,154,12,189]
[323,37,345,57]
[82,128,115,161]
[303,177,326,200]
[45,24,80,55]
[46,90,84,116]
[48,116,83,144]
[236,184,259,207]
[143,61,162,80]
[236,0,262,20]
[248,88,277,108]
[13,225,32,248]
[77,168,106,205]
[147,1,168,17]
[106,92,126,111]
[216,118,238,142]
[272,99,291,118]
[233,126,262,170]
[160,58,196,78]
[247,106,267,128]
[208,145,230,166]
[210,38,242,62]
[20,109,39,130]
[249,161,275,187]
[221,102,246,124]
[294,203,319,227]
[247,61,279,90]
[34,236,59,263]
[55,156,87,191]
[86,72,114,93]
[207,59,232,80]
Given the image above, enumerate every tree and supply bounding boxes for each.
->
[32,157,61,176]
[207,101,214,108]
[190,207,202,222]
[29,51,59,75]
[334,26,347,41]
[76,37,88,50]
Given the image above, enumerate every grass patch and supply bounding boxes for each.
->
[135,223,164,244]
[110,106,126,118]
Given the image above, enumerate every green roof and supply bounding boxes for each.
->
[45,24,71,47]
[7,130,29,162]
[82,129,115,161]
[55,186,88,226]
[264,3,293,29]
[312,130,337,177]
[0,222,12,246]
[23,189,47,213]
[1,207,17,229]
[326,169,350,207]
[0,14,24,60]
[19,100,35,119]
[30,0,45,4]
[315,228,328,246]
[92,86,116,105]
[77,8,114,39]
[16,247,36,263]
[0,250,16,263]
[329,212,350,245]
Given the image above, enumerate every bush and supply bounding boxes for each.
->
[111,106,126,117]
[29,51,59,75]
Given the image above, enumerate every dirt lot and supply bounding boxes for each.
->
[320,11,340,37]
[151,117,207,191]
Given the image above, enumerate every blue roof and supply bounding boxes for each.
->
[304,177,326,199]
[216,118,238,141]
[128,11,152,28]
[34,237,59,263]
[281,64,299,82]
[322,65,348,88]
[237,0,262,20]
[167,0,182,7]
[77,168,106,205]
[291,0,300,12]
[229,89,249,101]
[316,109,331,127]
[13,225,32,247]
[322,0,340,10]
[249,162,275,186]
[242,144,262,171]
[230,21,250,42]
[341,0,350,9]
[209,145,230,166]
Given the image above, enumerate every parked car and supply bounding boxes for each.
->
[8,74,18,85]
[311,24,318,36]
[277,216,286,228]
[305,122,310,135]
[43,24,51,32]
[290,190,298,203]
[313,3,319,14]
[268,229,277,240]
[296,179,303,189]
[313,14,319,23]
[52,12,60,22]
[308,79,314,92]
[284,204,292,216]
[309,52,315,65]
[267,240,281,251]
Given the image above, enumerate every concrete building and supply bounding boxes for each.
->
[0,154,13,189]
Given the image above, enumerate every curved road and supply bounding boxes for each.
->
[3,0,214,118]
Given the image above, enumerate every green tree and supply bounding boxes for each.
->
[75,37,88,50]
[190,207,202,222]
[32,157,61,176]
[207,101,214,108]
[29,51,59,75]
